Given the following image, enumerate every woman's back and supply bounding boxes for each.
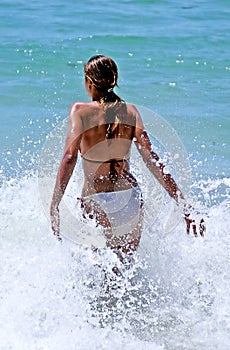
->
[78,101,136,160]
[76,101,138,195]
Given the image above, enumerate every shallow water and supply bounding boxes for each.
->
[0,174,229,349]
[1,0,229,349]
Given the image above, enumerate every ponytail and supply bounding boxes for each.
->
[84,55,125,139]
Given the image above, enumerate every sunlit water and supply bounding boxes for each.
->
[1,172,229,349]
[1,0,229,349]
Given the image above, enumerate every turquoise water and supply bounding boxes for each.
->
[0,1,229,349]
[1,0,229,177]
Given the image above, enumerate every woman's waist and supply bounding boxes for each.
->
[81,154,130,164]
[81,172,139,197]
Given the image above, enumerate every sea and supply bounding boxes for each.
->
[0,0,229,349]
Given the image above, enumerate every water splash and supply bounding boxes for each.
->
[0,171,229,349]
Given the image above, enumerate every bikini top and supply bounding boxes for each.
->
[81,154,129,184]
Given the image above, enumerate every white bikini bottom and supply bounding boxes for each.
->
[81,187,143,235]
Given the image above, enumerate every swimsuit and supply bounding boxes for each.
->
[81,154,128,183]
[80,156,143,235]
[81,187,142,236]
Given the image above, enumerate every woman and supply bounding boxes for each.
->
[50,55,204,253]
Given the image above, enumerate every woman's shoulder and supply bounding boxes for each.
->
[123,103,142,123]
[121,102,139,116]
[69,101,99,115]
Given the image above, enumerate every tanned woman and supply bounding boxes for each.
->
[50,55,204,255]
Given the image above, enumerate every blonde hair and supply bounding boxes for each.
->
[84,55,124,139]
[84,55,118,93]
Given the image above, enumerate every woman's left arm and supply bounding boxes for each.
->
[50,103,83,239]
[133,106,205,237]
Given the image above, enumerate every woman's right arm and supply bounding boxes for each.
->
[50,103,83,239]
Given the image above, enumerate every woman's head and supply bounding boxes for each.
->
[84,55,118,93]
[84,55,125,139]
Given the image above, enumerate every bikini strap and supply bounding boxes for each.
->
[81,154,127,164]
[81,155,129,183]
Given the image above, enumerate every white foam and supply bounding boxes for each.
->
[0,173,229,349]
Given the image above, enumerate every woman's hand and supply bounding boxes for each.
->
[50,206,62,241]
[183,209,206,237]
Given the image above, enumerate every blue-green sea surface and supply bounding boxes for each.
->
[0,1,229,349]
